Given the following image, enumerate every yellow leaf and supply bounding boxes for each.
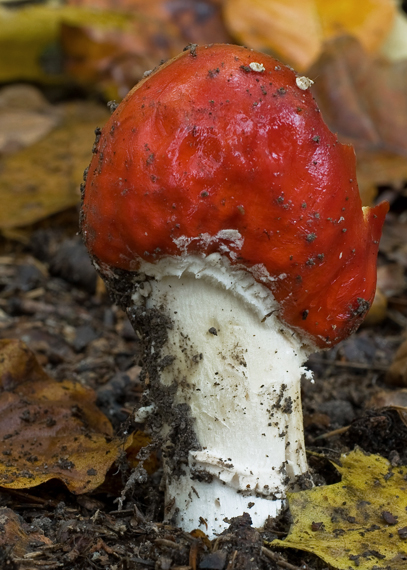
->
[381,8,407,61]
[223,0,396,71]
[0,101,108,230]
[0,5,133,85]
[315,0,395,54]
[224,0,321,71]
[270,448,407,569]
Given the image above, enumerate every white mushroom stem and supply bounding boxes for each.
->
[131,252,315,538]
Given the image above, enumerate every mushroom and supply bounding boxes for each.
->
[81,44,388,537]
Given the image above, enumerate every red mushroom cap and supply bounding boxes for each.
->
[81,44,388,348]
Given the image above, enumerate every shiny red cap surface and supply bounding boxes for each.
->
[82,44,388,348]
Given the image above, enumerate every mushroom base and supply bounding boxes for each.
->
[168,472,283,533]
[129,254,314,537]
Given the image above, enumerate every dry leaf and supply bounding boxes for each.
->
[0,5,65,85]
[386,339,407,387]
[62,0,231,99]
[0,507,52,557]
[0,110,59,154]
[66,0,231,45]
[0,83,50,112]
[381,7,407,61]
[60,18,182,100]
[363,287,387,326]
[0,339,131,493]
[0,85,60,154]
[223,0,395,71]
[125,430,158,474]
[0,101,108,230]
[224,0,321,71]
[309,36,407,156]
[0,5,151,89]
[380,216,407,269]
[368,389,407,409]
[308,36,407,205]
[271,448,407,570]
[367,390,407,426]
[356,151,407,207]
[1,1,228,100]
[377,263,406,298]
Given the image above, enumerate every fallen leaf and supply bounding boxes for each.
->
[60,17,182,100]
[60,0,230,99]
[380,216,407,268]
[0,110,59,154]
[356,151,407,207]
[0,84,60,154]
[309,36,407,156]
[0,82,50,113]
[271,448,407,569]
[380,7,407,61]
[363,287,387,326]
[367,390,407,426]
[308,36,407,205]
[0,339,131,493]
[125,429,158,474]
[377,263,406,298]
[0,101,108,230]
[368,389,407,409]
[223,0,395,71]
[0,5,138,86]
[386,339,407,387]
[0,507,52,557]
[66,0,231,46]
[0,2,224,100]
[224,0,321,71]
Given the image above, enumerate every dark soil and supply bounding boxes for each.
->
[0,210,404,570]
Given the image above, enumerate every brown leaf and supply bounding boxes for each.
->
[309,36,407,156]
[0,339,130,493]
[66,0,230,45]
[62,0,230,98]
[0,101,109,230]
[356,151,407,207]
[61,19,182,100]
[368,389,407,409]
[367,389,407,427]
[386,340,407,388]
[363,287,387,326]
[0,85,60,154]
[125,430,158,474]
[223,0,395,71]
[0,507,52,557]
[380,215,407,268]
[377,263,406,297]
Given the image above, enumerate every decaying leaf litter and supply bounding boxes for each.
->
[2,0,407,568]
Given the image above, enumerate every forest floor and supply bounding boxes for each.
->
[0,209,405,570]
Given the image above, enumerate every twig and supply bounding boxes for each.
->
[109,508,136,516]
[261,546,309,570]
[13,560,62,568]
[3,488,58,507]
[128,557,155,567]
[313,425,350,440]
[155,539,186,550]
[226,549,237,569]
